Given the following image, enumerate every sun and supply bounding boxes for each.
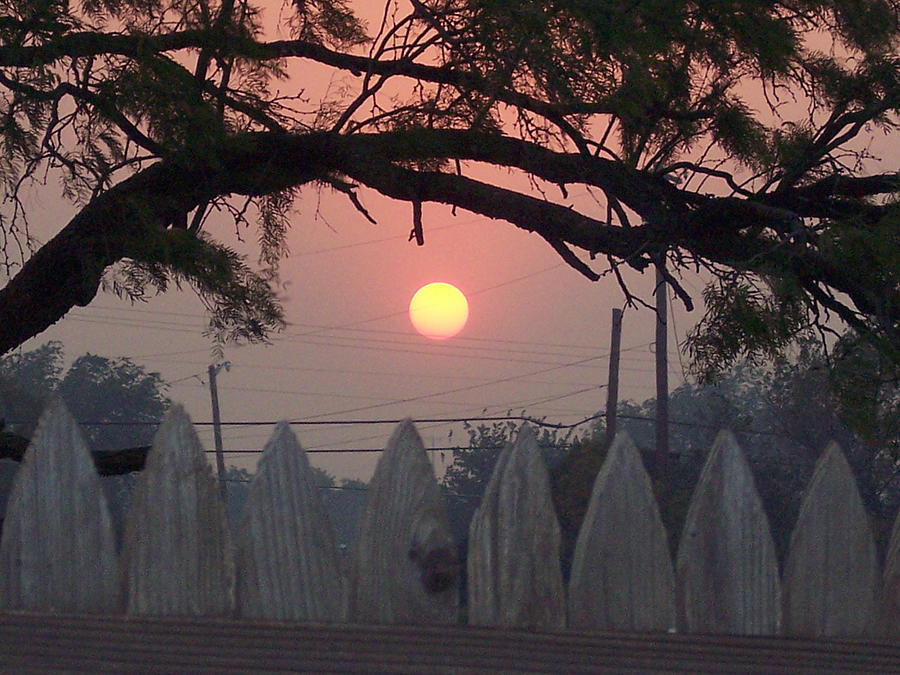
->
[409,282,469,340]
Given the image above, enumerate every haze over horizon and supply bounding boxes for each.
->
[12,179,696,482]
[3,0,712,481]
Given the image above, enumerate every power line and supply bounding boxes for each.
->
[283,351,612,423]
[69,412,602,429]
[87,301,613,354]
[78,260,567,345]
[63,410,795,439]
[69,310,646,370]
[215,383,607,445]
[292,220,466,257]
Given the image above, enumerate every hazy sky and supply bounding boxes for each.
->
[19,184,696,481]
[7,2,703,481]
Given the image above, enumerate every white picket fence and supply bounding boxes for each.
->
[0,399,897,639]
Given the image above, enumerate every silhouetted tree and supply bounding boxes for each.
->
[0,0,896,383]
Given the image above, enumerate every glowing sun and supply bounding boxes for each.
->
[409,282,469,340]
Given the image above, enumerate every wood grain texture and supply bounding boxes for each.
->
[568,431,675,631]
[120,405,234,616]
[468,425,566,630]
[2,611,899,674]
[0,399,118,612]
[349,420,458,624]
[675,430,780,635]
[882,510,900,637]
[235,422,345,621]
[782,442,878,637]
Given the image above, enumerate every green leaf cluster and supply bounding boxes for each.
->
[686,276,810,383]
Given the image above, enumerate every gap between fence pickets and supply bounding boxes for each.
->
[0,399,896,639]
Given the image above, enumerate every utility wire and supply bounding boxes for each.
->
[65,410,793,441]
[87,302,612,354]
[70,412,603,429]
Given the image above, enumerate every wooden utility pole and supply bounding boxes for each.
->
[654,263,669,471]
[208,362,229,502]
[605,308,623,447]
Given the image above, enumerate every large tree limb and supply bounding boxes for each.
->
[1,128,896,356]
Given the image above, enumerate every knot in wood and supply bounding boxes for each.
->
[408,544,460,594]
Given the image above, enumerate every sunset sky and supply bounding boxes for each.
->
[18,183,696,481]
[8,1,703,481]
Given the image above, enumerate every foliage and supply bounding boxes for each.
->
[0,341,63,437]
[445,344,898,568]
[0,341,170,450]
[578,343,899,559]
[0,341,64,409]
[686,277,811,383]
[0,0,898,377]
[441,416,567,498]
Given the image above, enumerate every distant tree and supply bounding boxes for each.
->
[442,417,568,499]
[58,353,170,451]
[0,342,170,450]
[0,341,63,403]
[553,341,900,564]
[0,342,171,541]
[0,0,897,384]
[0,341,64,438]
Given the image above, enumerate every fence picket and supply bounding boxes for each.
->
[235,422,346,621]
[0,399,118,613]
[0,394,894,645]
[468,425,566,630]
[883,510,900,637]
[120,405,234,616]
[569,431,675,632]
[782,442,879,637]
[676,430,780,634]
[349,420,458,624]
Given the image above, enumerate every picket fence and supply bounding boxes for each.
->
[0,398,897,639]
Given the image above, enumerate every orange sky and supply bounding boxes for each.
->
[6,2,719,481]
[21,170,686,481]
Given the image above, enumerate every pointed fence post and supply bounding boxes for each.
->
[675,430,780,634]
[235,422,346,621]
[782,442,878,637]
[883,510,900,637]
[349,420,459,624]
[120,405,234,616]
[0,399,119,613]
[569,432,675,632]
[468,425,566,630]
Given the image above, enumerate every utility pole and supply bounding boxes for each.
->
[654,263,669,471]
[605,308,623,447]
[208,362,230,502]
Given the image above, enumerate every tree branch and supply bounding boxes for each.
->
[0,128,895,356]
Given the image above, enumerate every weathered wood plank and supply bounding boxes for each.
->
[782,442,878,637]
[349,420,458,624]
[0,399,118,612]
[120,406,234,616]
[468,425,565,630]
[882,508,900,637]
[568,431,675,632]
[676,430,780,634]
[235,422,345,621]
